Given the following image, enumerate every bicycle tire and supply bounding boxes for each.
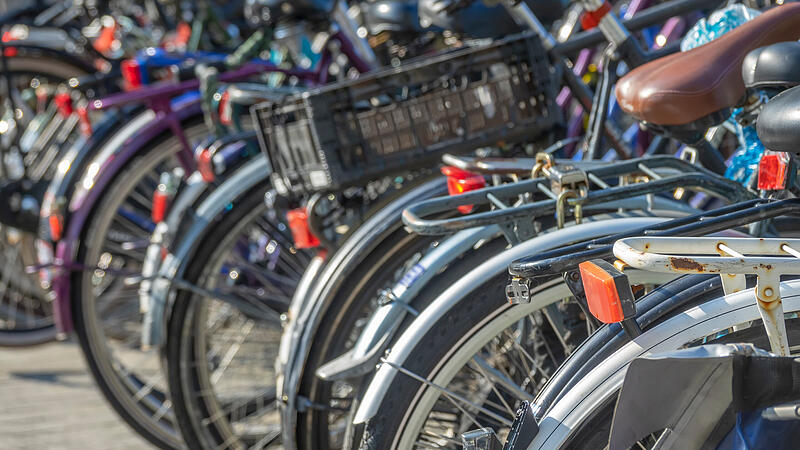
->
[531,279,800,449]
[0,54,89,347]
[71,120,208,449]
[358,268,674,449]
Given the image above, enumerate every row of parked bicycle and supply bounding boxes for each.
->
[3,0,800,448]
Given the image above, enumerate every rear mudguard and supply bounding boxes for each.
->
[316,195,697,381]
[138,170,206,334]
[277,177,448,448]
[4,28,97,73]
[316,225,503,382]
[51,99,202,334]
[145,156,271,349]
[353,215,677,424]
[526,280,800,449]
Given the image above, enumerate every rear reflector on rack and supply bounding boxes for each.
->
[578,259,636,324]
[757,152,790,191]
[121,59,143,90]
[151,190,168,223]
[441,166,486,214]
[287,208,320,249]
[219,91,232,126]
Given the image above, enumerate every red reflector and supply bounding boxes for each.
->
[3,46,16,57]
[121,59,142,90]
[53,93,73,117]
[757,152,790,190]
[151,190,168,223]
[580,1,613,30]
[197,148,215,183]
[579,260,636,324]
[287,208,320,249]
[77,106,92,136]
[48,214,63,242]
[441,166,486,214]
[219,90,232,126]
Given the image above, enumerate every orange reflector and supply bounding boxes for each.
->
[580,0,612,30]
[287,208,320,249]
[441,166,486,214]
[197,148,215,183]
[92,22,117,54]
[48,214,63,242]
[578,259,636,324]
[757,152,790,191]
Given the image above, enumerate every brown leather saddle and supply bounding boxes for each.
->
[616,3,800,127]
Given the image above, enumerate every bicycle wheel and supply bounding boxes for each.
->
[358,267,672,449]
[166,179,313,449]
[71,120,207,448]
[300,233,511,450]
[0,55,89,347]
[531,278,800,449]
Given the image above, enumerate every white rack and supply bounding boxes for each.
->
[613,237,800,355]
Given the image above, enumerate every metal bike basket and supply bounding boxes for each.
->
[252,31,558,195]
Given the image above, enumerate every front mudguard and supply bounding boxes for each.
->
[277,177,448,449]
[51,100,202,334]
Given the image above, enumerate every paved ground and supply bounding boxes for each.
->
[0,340,152,449]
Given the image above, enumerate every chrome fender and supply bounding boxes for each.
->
[144,156,270,349]
[277,177,448,449]
[353,216,673,424]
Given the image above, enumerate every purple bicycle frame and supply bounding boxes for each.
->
[50,30,371,334]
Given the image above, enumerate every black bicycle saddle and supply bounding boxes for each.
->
[757,84,800,153]
[743,41,800,89]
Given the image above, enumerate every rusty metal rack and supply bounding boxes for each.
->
[402,155,754,241]
[613,235,800,355]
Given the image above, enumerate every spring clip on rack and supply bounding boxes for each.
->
[613,236,800,356]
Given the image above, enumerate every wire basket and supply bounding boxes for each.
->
[253,31,559,195]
